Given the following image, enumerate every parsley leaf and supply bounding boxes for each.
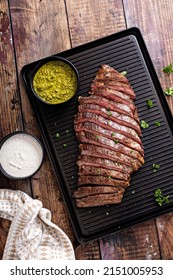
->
[164,87,173,96]
[121,71,127,76]
[147,99,153,108]
[140,120,149,129]
[163,64,173,74]
[154,188,170,206]
[152,163,160,172]
[154,121,161,127]
[107,111,112,116]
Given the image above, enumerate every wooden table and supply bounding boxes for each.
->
[0,0,173,260]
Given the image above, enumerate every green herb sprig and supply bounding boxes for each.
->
[152,163,160,172]
[164,87,173,96]
[147,99,153,109]
[154,188,169,206]
[163,64,173,74]
[140,120,149,129]
[121,71,127,76]
[154,121,161,127]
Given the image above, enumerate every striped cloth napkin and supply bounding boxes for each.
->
[0,189,75,260]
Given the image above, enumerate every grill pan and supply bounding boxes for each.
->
[21,27,173,242]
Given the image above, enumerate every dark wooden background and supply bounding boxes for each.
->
[0,0,173,259]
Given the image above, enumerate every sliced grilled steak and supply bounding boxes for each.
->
[78,103,142,135]
[77,155,133,174]
[78,165,130,181]
[75,111,142,144]
[78,95,134,118]
[79,144,142,171]
[90,87,135,113]
[95,64,129,84]
[77,131,144,164]
[75,193,124,207]
[76,127,144,156]
[78,175,130,188]
[73,64,144,207]
[73,186,125,198]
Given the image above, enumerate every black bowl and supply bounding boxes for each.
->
[0,131,44,179]
[30,56,79,105]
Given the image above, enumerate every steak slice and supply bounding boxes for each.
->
[75,193,124,207]
[92,80,136,99]
[78,165,130,181]
[78,95,134,118]
[95,64,129,84]
[78,102,142,135]
[79,144,142,171]
[89,86,135,113]
[77,155,133,174]
[77,131,144,164]
[78,175,130,188]
[76,126,144,156]
[73,186,125,198]
[75,111,142,144]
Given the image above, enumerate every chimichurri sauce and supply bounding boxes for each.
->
[33,61,77,104]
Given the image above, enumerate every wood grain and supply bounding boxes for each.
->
[66,0,126,47]
[123,0,173,260]
[0,0,32,257]
[0,218,11,259]
[123,0,173,112]
[156,213,173,259]
[100,221,160,259]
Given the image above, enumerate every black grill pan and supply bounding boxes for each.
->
[21,28,173,242]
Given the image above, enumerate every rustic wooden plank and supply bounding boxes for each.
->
[123,0,173,259]
[75,241,101,260]
[100,221,160,259]
[0,218,11,259]
[0,0,32,259]
[9,0,76,244]
[156,213,173,259]
[123,0,173,113]
[66,0,126,47]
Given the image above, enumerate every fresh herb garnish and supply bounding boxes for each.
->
[63,143,67,147]
[111,132,115,137]
[95,135,99,140]
[121,71,127,76]
[154,188,169,206]
[163,64,173,74]
[147,99,153,108]
[107,111,112,116]
[164,87,173,96]
[152,163,160,172]
[140,120,149,129]
[114,139,119,144]
[55,132,60,138]
[154,121,161,127]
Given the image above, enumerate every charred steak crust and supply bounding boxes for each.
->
[73,64,144,207]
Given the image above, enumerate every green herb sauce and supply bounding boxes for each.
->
[33,61,77,104]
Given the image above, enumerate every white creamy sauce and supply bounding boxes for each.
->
[0,134,43,178]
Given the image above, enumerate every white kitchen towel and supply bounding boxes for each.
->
[0,189,75,260]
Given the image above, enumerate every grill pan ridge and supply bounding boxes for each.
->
[21,28,173,242]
